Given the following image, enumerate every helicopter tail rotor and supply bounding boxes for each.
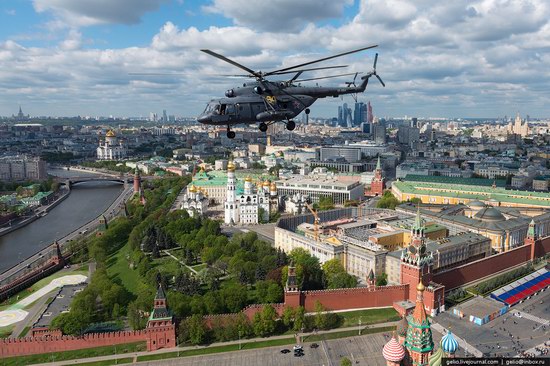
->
[372,53,385,87]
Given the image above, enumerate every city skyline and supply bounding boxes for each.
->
[1,0,550,118]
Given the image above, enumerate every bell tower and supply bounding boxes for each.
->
[284,261,302,308]
[400,206,433,301]
[370,155,385,196]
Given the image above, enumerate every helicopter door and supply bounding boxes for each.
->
[236,103,252,121]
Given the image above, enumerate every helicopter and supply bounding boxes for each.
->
[197,45,385,139]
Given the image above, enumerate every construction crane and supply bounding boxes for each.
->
[305,202,321,242]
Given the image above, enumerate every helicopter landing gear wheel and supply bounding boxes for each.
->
[286,120,296,131]
[226,127,236,139]
[305,108,310,115]
[259,122,268,132]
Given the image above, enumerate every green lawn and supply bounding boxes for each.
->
[0,325,14,338]
[1,342,146,366]
[0,265,89,311]
[106,242,142,295]
[338,308,401,327]
[152,254,188,276]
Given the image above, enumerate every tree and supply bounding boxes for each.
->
[318,195,335,211]
[340,357,352,366]
[322,258,357,289]
[314,300,328,330]
[376,272,388,286]
[376,191,399,210]
[282,306,294,328]
[188,314,207,345]
[294,306,306,331]
[253,305,278,337]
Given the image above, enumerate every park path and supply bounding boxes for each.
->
[162,249,198,275]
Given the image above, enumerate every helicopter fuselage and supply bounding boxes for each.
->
[197,77,370,126]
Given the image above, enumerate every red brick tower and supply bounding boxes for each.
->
[284,261,301,308]
[133,168,141,194]
[525,219,537,261]
[146,283,176,351]
[370,155,385,196]
[400,206,433,302]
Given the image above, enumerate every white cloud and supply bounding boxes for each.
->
[33,0,168,26]
[203,0,353,32]
[1,0,550,118]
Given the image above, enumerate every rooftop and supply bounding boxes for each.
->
[394,180,550,207]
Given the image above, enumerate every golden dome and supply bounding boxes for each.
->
[417,281,425,292]
[270,182,277,190]
[227,161,235,171]
[245,176,253,182]
[189,185,197,193]
[262,180,270,187]
[106,130,116,137]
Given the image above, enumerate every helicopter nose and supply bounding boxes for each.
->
[197,115,211,124]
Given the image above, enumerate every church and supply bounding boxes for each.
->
[180,184,209,217]
[97,130,127,160]
[224,161,277,225]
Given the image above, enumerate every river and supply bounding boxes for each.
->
[0,169,123,273]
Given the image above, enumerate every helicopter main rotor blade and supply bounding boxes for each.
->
[201,49,260,78]
[269,65,348,76]
[263,44,378,76]
[375,74,386,87]
[293,72,363,83]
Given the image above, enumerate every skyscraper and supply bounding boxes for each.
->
[367,101,373,124]
[353,102,365,126]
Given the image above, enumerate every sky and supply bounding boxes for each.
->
[0,0,549,119]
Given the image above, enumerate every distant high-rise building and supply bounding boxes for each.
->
[373,123,386,144]
[507,112,529,137]
[353,102,366,126]
[337,106,343,126]
[162,110,168,123]
[411,117,418,128]
[367,101,373,124]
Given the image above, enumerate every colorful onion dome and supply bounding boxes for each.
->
[441,331,459,354]
[262,180,270,187]
[417,281,425,292]
[270,182,277,190]
[397,316,409,337]
[382,336,406,362]
[429,346,444,366]
[189,185,197,193]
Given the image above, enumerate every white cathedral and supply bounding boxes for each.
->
[224,161,277,225]
[97,130,127,160]
[181,184,209,217]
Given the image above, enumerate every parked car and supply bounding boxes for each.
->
[280,349,290,354]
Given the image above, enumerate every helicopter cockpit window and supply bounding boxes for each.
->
[226,104,235,114]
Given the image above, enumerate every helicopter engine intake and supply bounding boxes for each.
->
[225,89,235,97]
[253,86,263,94]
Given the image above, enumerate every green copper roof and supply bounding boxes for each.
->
[376,155,381,170]
[394,180,550,207]
[405,174,506,187]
